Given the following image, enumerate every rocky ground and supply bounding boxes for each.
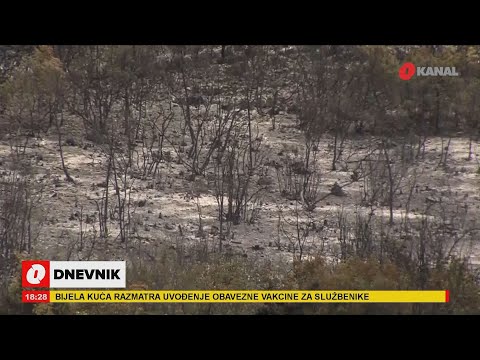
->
[2,113,479,267]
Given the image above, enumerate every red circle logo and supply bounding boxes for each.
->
[399,62,415,80]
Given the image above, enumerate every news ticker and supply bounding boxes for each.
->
[20,261,450,304]
[22,290,450,303]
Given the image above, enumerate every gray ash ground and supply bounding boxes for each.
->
[2,113,479,266]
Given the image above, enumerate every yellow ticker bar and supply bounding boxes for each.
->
[48,290,449,303]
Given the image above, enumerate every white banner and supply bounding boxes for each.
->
[22,260,126,288]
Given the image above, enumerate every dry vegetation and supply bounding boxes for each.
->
[1,45,480,314]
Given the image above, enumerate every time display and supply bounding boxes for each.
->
[22,291,50,303]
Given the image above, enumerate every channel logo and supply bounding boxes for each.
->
[399,62,460,81]
[22,260,126,288]
[22,260,50,288]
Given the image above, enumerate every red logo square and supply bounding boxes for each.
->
[22,260,50,288]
